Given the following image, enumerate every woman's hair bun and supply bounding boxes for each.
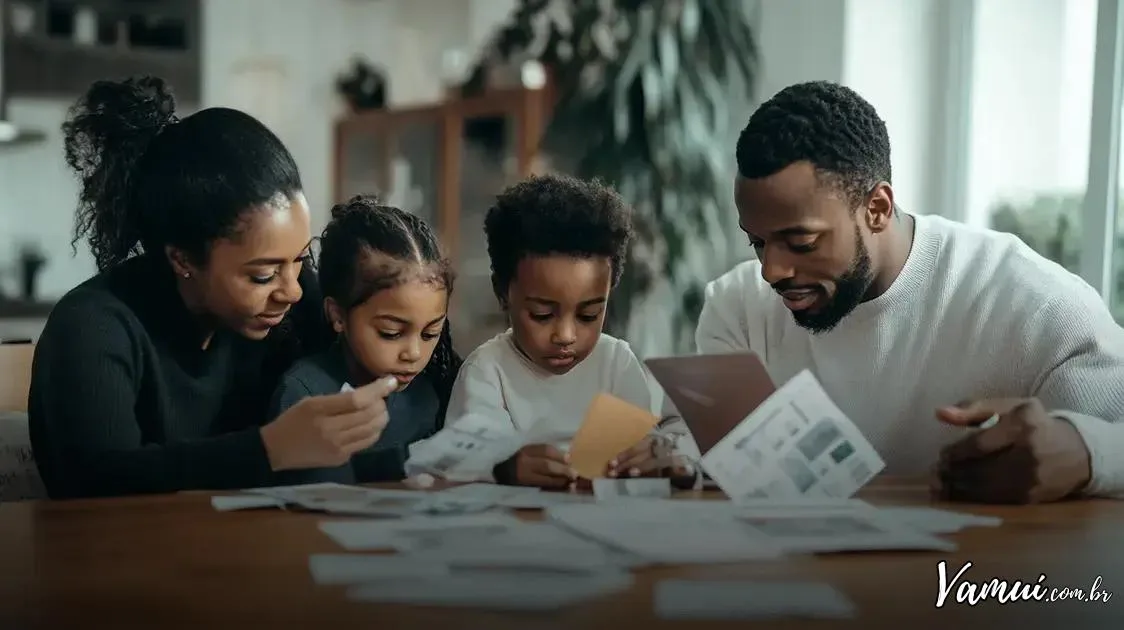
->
[330,194,384,221]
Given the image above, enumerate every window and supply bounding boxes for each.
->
[966,0,1098,277]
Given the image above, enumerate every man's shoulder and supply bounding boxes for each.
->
[932,217,1105,317]
[706,259,771,299]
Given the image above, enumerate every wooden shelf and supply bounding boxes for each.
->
[333,82,556,354]
[2,0,200,102]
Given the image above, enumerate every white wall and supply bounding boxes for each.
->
[0,0,1098,304]
[0,0,505,299]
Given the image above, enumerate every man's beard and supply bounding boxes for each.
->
[789,234,874,334]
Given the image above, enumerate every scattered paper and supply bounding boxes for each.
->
[347,570,634,610]
[404,415,525,481]
[593,478,672,501]
[308,554,450,585]
[547,502,785,564]
[249,483,435,517]
[210,494,284,512]
[318,513,527,551]
[735,507,957,553]
[568,394,659,480]
[496,491,597,509]
[701,370,885,501]
[878,506,1002,534]
[735,497,872,510]
[430,482,594,509]
[432,483,540,502]
[653,580,856,620]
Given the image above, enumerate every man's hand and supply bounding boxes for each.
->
[933,397,1092,504]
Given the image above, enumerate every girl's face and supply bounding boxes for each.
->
[169,192,312,342]
[505,254,612,375]
[328,275,449,391]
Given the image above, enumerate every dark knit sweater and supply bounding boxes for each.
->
[28,255,332,499]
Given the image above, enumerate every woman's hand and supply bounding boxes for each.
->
[260,376,398,471]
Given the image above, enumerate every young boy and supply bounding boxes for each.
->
[442,174,675,489]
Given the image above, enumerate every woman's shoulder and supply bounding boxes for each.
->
[43,262,146,337]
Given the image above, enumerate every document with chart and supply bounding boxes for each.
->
[699,370,885,501]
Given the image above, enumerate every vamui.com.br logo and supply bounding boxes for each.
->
[936,561,1113,607]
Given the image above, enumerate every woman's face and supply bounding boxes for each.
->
[170,192,313,341]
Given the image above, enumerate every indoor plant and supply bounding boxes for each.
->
[466,0,759,354]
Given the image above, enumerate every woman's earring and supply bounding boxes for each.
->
[182,271,191,279]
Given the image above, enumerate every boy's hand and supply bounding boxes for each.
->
[513,444,577,489]
[607,435,673,478]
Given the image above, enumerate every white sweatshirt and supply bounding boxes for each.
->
[672,212,1124,497]
[444,330,654,451]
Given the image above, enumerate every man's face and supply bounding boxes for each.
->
[734,162,886,334]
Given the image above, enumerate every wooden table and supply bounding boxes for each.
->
[1,477,1122,629]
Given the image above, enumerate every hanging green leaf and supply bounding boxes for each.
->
[466,0,759,354]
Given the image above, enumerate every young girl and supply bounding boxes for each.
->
[271,195,461,483]
[438,174,679,489]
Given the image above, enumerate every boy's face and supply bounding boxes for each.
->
[327,278,448,391]
[505,254,613,375]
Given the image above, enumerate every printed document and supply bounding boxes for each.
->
[403,415,525,481]
[733,506,957,553]
[347,570,635,610]
[700,370,885,501]
[546,502,785,564]
[592,478,672,501]
[318,513,528,551]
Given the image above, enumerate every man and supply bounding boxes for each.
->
[673,80,1124,503]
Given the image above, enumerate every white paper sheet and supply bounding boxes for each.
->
[734,497,872,510]
[733,506,957,553]
[249,483,433,517]
[877,506,1002,534]
[404,416,526,480]
[402,521,627,572]
[653,580,856,620]
[428,482,594,509]
[593,478,672,501]
[318,513,528,551]
[210,494,284,512]
[347,570,634,610]
[308,554,450,585]
[546,503,785,564]
[700,370,885,501]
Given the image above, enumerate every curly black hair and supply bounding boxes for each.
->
[483,174,634,303]
[62,75,303,271]
[735,81,891,206]
[317,194,462,427]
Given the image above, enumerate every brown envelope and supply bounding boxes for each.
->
[568,393,660,480]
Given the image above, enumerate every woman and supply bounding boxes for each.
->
[29,76,397,499]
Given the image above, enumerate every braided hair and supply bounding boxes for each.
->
[317,195,462,425]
